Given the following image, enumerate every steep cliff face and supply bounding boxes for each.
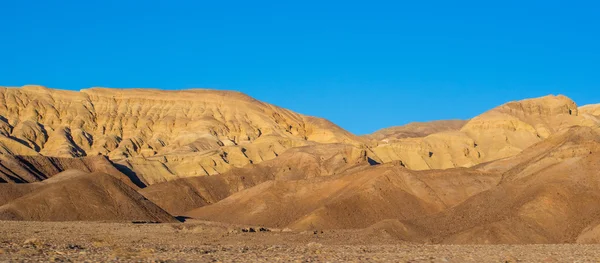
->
[0,86,597,185]
[0,86,362,184]
[5,85,600,241]
[0,86,359,156]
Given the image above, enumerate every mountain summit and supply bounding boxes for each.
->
[1,86,600,245]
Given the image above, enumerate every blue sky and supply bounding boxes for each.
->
[1,0,599,134]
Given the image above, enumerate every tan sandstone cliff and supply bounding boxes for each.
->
[0,86,597,185]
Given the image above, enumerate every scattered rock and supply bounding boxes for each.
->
[66,244,84,250]
[23,238,42,248]
[241,227,256,233]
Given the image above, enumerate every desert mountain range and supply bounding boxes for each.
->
[1,85,600,244]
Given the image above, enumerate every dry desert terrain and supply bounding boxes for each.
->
[1,86,600,262]
[3,220,600,262]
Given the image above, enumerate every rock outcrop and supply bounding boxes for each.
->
[2,87,596,183]
[370,95,599,170]
[0,85,361,184]
[3,85,600,245]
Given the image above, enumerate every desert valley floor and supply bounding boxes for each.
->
[3,220,600,262]
[1,86,600,262]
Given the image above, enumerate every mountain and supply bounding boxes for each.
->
[184,164,499,229]
[0,171,175,222]
[0,154,141,187]
[401,126,600,244]
[370,95,599,170]
[579,104,600,117]
[2,85,600,246]
[140,143,372,215]
[0,85,361,185]
[1,86,595,186]
[184,126,600,245]
[366,120,467,141]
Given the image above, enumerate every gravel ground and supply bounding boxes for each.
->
[1,220,600,262]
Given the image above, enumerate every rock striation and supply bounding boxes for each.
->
[3,85,600,244]
[0,85,361,184]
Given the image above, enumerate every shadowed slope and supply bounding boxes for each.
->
[140,143,373,215]
[184,126,600,244]
[392,127,600,244]
[184,163,500,230]
[0,87,596,186]
[0,183,38,206]
[0,172,176,222]
[0,154,142,188]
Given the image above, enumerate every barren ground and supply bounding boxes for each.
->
[1,220,600,262]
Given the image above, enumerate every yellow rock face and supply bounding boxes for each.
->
[366,120,467,141]
[0,86,362,184]
[0,86,597,184]
[5,86,600,242]
[369,95,599,170]
[580,104,600,117]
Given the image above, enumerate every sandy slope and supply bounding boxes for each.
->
[0,86,596,185]
[140,143,372,215]
[366,120,467,141]
[0,172,175,222]
[185,164,500,230]
[185,126,600,244]
[1,87,600,247]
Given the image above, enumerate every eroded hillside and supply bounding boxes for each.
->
[1,86,597,185]
[2,86,600,245]
[0,85,362,184]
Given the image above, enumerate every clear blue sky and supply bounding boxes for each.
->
[1,0,599,134]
